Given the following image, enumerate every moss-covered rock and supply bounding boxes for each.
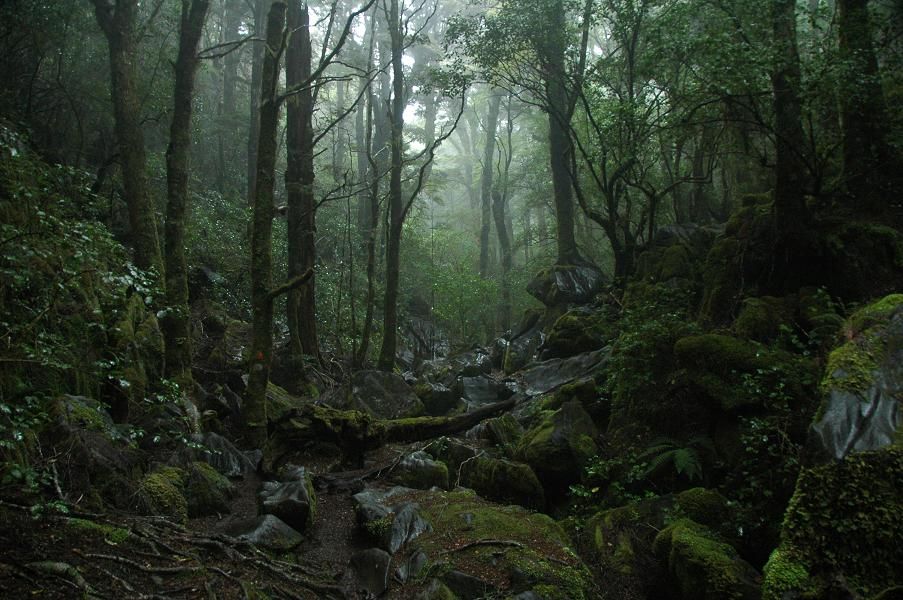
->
[541,306,612,360]
[64,518,130,544]
[766,447,903,598]
[674,334,817,412]
[111,293,164,415]
[732,296,794,343]
[517,401,598,492]
[410,490,595,599]
[653,518,760,600]
[136,466,188,523]
[185,461,234,517]
[459,456,545,510]
[391,451,449,490]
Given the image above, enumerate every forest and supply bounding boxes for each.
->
[0,0,901,597]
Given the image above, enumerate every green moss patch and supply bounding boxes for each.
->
[136,466,188,524]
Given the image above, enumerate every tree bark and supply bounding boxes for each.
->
[285,0,320,363]
[479,92,501,278]
[492,189,512,331]
[246,0,286,447]
[247,0,267,205]
[163,0,210,390]
[90,0,163,274]
[377,0,405,371]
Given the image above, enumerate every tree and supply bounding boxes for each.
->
[479,91,501,277]
[162,0,211,393]
[89,0,163,274]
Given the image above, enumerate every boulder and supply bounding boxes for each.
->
[653,518,760,600]
[390,451,449,490]
[330,370,424,419]
[183,431,256,478]
[353,487,432,554]
[541,306,612,359]
[350,548,391,597]
[517,401,598,489]
[460,375,506,410]
[234,515,303,551]
[519,349,609,397]
[414,382,461,417]
[185,461,234,517]
[136,467,188,524]
[258,467,316,532]
[527,264,605,307]
[459,456,545,510]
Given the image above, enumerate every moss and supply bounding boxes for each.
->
[762,546,811,600]
[65,518,130,544]
[848,293,903,334]
[136,467,188,524]
[653,518,760,600]
[543,308,611,358]
[675,488,729,525]
[733,296,792,342]
[459,456,545,510]
[410,490,593,599]
[185,461,234,517]
[516,402,598,487]
[777,447,903,597]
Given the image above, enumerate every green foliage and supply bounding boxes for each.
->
[639,435,714,482]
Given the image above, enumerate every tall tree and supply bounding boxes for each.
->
[285,0,320,362]
[479,92,501,277]
[246,0,288,447]
[162,0,211,392]
[90,0,163,273]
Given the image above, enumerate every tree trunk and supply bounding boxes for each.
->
[492,189,512,331]
[837,0,897,209]
[285,0,320,363]
[163,0,210,393]
[377,0,405,371]
[771,0,809,230]
[247,0,267,205]
[479,92,501,278]
[90,0,163,274]
[246,0,286,447]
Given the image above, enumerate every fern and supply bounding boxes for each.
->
[639,436,713,481]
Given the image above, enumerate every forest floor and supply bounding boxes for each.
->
[0,440,445,599]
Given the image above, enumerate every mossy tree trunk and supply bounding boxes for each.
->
[246,0,287,447]
[246,0,267,205]
[163,0,210,392]
[285,0,320,364]
[837,0,899,209]
[771,0,809,231]
[90,0,163,275]
[479,92,501,278]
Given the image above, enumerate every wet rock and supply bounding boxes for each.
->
[390,451,449,490]
[520,348,609,396]
[811,295,903,460]
[235,515,303,551]
[442,570,494,599]
[395,550,428,584]
[258,467,316,532]
[460,375,506,410]
[504,324,544,374]
[414,382,462,417]
[517,401,598,490]
[185,432,256,478]
[527,264,605,307]
[351,548,391,597]
[339,370,425,419]
[353,487,432,554]
[541,306,612,359]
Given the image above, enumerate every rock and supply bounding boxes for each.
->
[353,487,432,554]
[350,548,391,596]
[430,437,480,477]
[810,294,903,460]
[517,400,598,489]
[136,467,188,524]
[484,413,524,448]
[653,518,760,600]
[732,296,794,343]
[185,461,234,517]
[460,375,506,410]
[541,306,612,359]
[184,432,256,478]
[503,310,545,373]
[258,467,316,532]
[334,370,424,419]
[390,451,449,490]
[519,349,609,397]
[527,264,605,307]
[459,456,545,510]
[234,515,303,551]
[395,550,428,584]
[442,570,494,599]
[415,382,461,417]
[417,579,457,600]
